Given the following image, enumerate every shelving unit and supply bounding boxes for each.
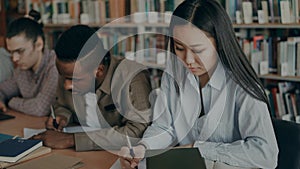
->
[233,23,300,29]
[2,0,300,121]
[44,22,170,28]
[259,74,300,82]
[228,0,300,123]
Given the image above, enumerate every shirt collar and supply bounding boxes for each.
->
[97,56,121,95]
[206,60,225,91]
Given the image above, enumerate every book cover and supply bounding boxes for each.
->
[0,133,12,143]
[146,148,206,169]
[0,113,15,121]
[0,146,51,169]
[0,139,42,162]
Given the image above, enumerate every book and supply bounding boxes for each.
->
[0,110,15,121]
[0,133,13,143]
[0,114,15,121]
[0,138,42,162]
[146,148,206,169]
[0,146,51,169]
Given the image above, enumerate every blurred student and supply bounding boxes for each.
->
[119,0,278,169]
[0,47,13,83]
[0,10,58,116]
[33,25,152,151]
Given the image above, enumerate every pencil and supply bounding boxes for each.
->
[50,105,59,129]
[125,131,135,158]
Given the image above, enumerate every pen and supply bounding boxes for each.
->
[50,105,59,129]
[125,132,135,158]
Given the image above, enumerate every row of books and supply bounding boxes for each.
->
[238,34,300,77]
[266,82,300,123]
[103,34,165,57]
[226,0,300,24]
[25,0,184,24]
[45,29,167,64]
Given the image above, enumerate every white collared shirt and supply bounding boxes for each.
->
[141,60,278,169]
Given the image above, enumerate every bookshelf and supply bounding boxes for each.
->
[228,0,300,123]
[259,74,300,82]
[0,0,6,47]
[2,0,300,122]
[233,23,300,29]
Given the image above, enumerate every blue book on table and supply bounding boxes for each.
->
[0,133,13,143]
[0,138,42,162]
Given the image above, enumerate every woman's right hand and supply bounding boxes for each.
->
[45,115,68,131]
[119,145,146,169]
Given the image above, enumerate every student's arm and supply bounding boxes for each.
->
[73,71,154,151]
[0,74,20,104]
[194,96,278,169]
[8,65,58,116]
[51,77,74,125]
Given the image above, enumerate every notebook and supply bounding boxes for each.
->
[0,138,42,162]
[0,146,51,169]
[146,148,207,169]
[0,133,13,143]
[0,111,15,121]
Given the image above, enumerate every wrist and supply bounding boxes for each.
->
[137,143,147,150]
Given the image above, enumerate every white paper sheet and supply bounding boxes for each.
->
[23,128,46,139]
[23,126,100,139]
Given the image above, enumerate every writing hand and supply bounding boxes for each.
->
[45,115,67,131]
[119,145,145,169]
[0,101,7,112]
[31,130,74,149]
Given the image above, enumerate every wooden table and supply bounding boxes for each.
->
[0,110,118,169]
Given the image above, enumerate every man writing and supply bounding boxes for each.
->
[33,25,152,151]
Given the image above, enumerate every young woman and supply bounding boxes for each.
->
[0,10,58,116]
[119,0,278,168]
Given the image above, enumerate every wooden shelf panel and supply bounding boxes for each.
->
[44,22,169,29]
[233,23,300,29]
[259,74,300,82]
[141,62,166,69]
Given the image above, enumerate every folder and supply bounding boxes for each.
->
[8,153,84,169]
[146,148,206,169]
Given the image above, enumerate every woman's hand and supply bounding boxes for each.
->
[119,145,146,169]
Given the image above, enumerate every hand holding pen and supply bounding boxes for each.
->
[125,131,135,158]
[120,132,146,169]
[50,105,59,129]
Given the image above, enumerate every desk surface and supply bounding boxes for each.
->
[0,110,118,169]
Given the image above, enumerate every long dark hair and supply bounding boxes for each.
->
[168,0,270,109]
[6,10,45,46]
